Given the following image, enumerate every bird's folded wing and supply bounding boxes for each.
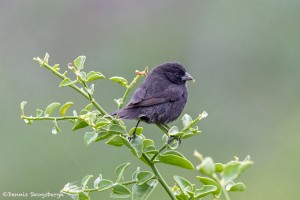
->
[127,85,183,108]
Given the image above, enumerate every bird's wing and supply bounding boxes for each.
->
[127,85,183,108]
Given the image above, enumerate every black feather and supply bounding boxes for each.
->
[111,62,193,124]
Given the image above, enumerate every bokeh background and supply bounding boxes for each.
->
[1,0,299,199]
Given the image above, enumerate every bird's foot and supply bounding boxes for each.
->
[128,132,136,142]
[167,136,181,145]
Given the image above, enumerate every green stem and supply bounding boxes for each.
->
[118,74,143,109]
[21,116,78,121]
[61,179,145,194]
[156,124,169,136]
[151,142,168,162]
[40,62,107,115]
[142,153,176,200]
[212,174,231,200]
[81,80,93,101]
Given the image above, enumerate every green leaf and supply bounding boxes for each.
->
[168,126,183,137]
[222,162,240,183]
[129,127,143,136]
[110,184,131,199]
[20,101,27,116]
[143,139,158,154]
[182,114,193,129]
[95,118,111,128]
[195,185,217,198]
[95,131,112,141]
[174,175,194,196]
[78,192,90,200]
[115,163,130,182]
[74,56,86,70]
[132,167,140,181]
[78,71,86,81]
[106,135,124,147]
[59,78,77,87]
[86,71,105,82]
[197,157,215,176]
[52,119,61,134]
[196,176,221,195]
[132,181,158,200]
[226,182,246,192]
[72,120,89,131]
[45,102,60,117]
[162,134,168,145]
[182,128,201,139]
[87,84,94,95]
[167,139,180,150]
[121,135,144,158]
[36,109,43,117]
[94,175,114,191]
[222,157,253,184]
[42,53,49,65]
[81,175,93,187]
[108,124,126,135]
[158,151,194,170]
[84,103,93,112]
[137,171,154,185]
[109,76,128,87]
[84,132,98,145]
[215,163,224,173]
[97,179,114,191]
[59,102,74,116]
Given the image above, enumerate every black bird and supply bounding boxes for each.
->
[112,62,193,140]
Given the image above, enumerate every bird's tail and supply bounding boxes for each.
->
[109,108,140,120]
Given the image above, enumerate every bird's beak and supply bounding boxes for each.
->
[182,72,194,81]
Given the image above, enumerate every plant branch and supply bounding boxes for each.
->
[150,137,175,162]
[118,74,143,109]
[61,179,150,195]
[212,174,231,200]
[142,153,176,200]
[181,111,208,133]
[38,61,107,115]
[156,124,169,136]
[21,116,78,121]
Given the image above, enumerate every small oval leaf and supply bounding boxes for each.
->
[20,101,27,116]
[115,163,130,182]
[106,135,124,147]
[158,151,194,170]
[36,109,43,117]
[195,185,217,198]
[74,56,86,70]
[84,132,98,145]
[132,181,158,200]
[72,120,89,131]
[110,184,131,199]
[137,171,154,185]
[86,71,105,82]
[109,76,128,87]
[196,176,221,195]
[59,78,77,87]
[226,182,246,192]
[81,175,93,187]
[45,102,60,117]
[59,102,74,116]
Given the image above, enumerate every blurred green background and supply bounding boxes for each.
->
[1,0,299,199]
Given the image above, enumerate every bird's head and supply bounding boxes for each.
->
[153,62,193,85]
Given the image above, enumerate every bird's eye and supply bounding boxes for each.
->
[175,72,179,76]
